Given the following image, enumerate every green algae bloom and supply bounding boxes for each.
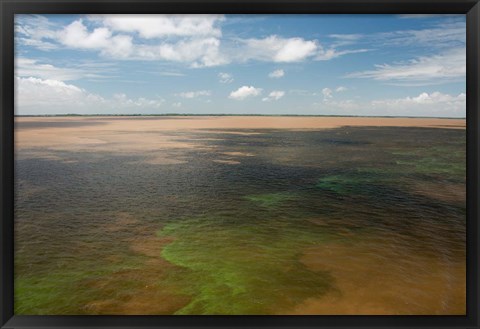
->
[158,215,335,314]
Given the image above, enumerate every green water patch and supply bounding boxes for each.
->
[390,144,465,179]
[316,138,465,198]
[244,192,298,208]
[15,256,146,314]
[316,170,396,196]
[157,215,336,314]
[15,270,97,315]
[317,174,368,195]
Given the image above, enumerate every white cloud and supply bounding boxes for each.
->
[328,34,363,41]
[240,36,318,62]
[262,90,285,102]
[172,102,182,108]
[369,91,466,117]
[320,86,348,101]
[238,36,366,63]
[315,47,370,61]
[268,69,284,78]
[16,58,82,81]
[58,19,134,58]
[60,20,111,49]
[89,14,224,38]
[16,77,164,115]
[176,90,211,98]
[218,72,233,83]
[313,91,465,117]
[22,17,226,67]
[15,15,59,51]
[346,48,465,85]
[17,15,371,67]
[380,21,465,49]
[327,20,465,58]
[332,19,465,50]
[15,58,113,81]
[274,39,317,62]
[135,37,227,67]
[372,91,465,109]
[229,86,262,100]
[322,88,333,99]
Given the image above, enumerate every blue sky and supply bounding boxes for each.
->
[14,14,466,117]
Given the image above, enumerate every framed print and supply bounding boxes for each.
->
[1,0,479,328]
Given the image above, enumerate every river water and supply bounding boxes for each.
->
[14,119,466,315]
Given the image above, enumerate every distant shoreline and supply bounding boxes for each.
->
[15,115,466,131]
[14,114,466,120]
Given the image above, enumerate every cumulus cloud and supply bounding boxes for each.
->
[322,88,333,99]
[218,72,233,83]
[172,102,182,108]
[233,35,368,64]
[229,86,262,100]
[346,48,465,85]
[17,15,371,67]
[268,69,284,78]
[336,86,347,92]
[56,19,227,67]
[239,36,318,62]
[262,90,285,102]
[60,20,111,49]
[18,16,227,67]
[176,90,211,98]
[273,38,317,62]
[16,77,164,115]
[15,14,223,52]
[135,37,227,67]
[58,19,134,58]
[89,14,224,38]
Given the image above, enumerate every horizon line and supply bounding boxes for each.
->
[14,114,466,119]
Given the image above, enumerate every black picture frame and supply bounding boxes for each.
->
[1,0,479,328]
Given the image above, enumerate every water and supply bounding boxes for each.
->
[14,120,466,315]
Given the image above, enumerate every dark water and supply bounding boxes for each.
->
[15,125,466,315]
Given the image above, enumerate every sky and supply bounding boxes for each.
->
[14,14,466,117]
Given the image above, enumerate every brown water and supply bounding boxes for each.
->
[14,116,466,315]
